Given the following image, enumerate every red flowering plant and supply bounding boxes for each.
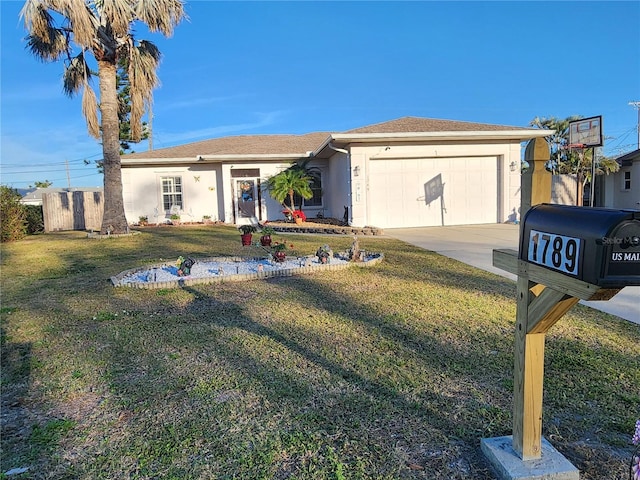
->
[272,240,294,253]
[281,209,307,222]
[292,210,306,221]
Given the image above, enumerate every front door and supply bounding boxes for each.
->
[235,178,258,221]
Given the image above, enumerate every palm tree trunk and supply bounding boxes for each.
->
[98,60,129,234]
[288,189,295,212]
[576,173,584,206]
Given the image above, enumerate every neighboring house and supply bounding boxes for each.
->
[20,187,103,206]
[121,117,551,229]
[602,149,640,210]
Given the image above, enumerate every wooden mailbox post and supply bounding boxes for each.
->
[492,138,627,461]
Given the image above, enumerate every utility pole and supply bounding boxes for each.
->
[148,103,154,151]
[65,159,71,188]
[630,101,640,149]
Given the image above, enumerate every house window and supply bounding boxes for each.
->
[623,171,631,190]
[294,175,323,207]
[161,176,183,211]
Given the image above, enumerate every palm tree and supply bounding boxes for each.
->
[529,115,618,206]
[20,0,185,234]
[263,168,313,217]
[529,115,583,173]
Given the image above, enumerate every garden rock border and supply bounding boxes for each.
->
[111,253,384,289]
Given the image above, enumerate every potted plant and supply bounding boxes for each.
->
[271,240,293,263]
[202,215,213,224]
[138,215,149,226]
[292,210,307,225]
[238,224,257,246]
[260,226,275,246]
[170,213,181,225]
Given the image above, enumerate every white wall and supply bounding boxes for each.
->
[329,152,352,222]
[603,162,640,209]
[346,141,523,227]
[122,164,221,224]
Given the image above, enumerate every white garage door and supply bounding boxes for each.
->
[368,157,498,228]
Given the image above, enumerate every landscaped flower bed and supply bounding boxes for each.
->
[111,252,384,289]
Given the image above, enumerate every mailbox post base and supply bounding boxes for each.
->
[481,436,579,480]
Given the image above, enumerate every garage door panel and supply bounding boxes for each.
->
[368,157,498,228]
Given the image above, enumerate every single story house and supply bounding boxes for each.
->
[121,117,551,229]
[602,148,640,210]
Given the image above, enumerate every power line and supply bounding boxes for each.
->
[4,172,102,186]
[0,153,102,168]
[1,166,97,174]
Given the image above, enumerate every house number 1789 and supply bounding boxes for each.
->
[527,230,581,276]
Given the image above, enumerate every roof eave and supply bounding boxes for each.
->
[122,153,310,166]
[331,129,553,144]
[197,153,310,162]
[313,129,553,157]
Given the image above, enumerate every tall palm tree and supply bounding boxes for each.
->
[20,0,185,234]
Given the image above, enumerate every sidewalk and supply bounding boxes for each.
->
[386,224,639,325]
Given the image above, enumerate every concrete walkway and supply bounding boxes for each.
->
[386,224,639,325]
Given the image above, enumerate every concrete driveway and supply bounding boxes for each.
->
[386,224,639,325]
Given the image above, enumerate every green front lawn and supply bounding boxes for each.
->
[1,226,638,479]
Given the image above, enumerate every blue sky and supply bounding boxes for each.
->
[1,1,639,189]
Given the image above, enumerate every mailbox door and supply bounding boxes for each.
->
[601,219,640,287]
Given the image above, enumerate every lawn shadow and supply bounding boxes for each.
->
[0,317,35,474]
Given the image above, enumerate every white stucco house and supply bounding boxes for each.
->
[121,117,551,229]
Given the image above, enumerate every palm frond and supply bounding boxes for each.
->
[20,0,54,40]
[63,53,91,97]
[99,0,135,38]
[25,30,68,62]
[82,83,100,139]
[127,40,160,141]
[134,0,186,37]
[63,0,98,49]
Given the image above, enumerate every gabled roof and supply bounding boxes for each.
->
[121,116,552,164]
[123,132,330,160]
[344,116,533,134]
[20,187,103,205]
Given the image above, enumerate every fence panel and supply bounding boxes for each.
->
[551,175,577,206]
[43,191,103,232]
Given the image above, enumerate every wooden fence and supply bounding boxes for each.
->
[42,191,103,232]
[551,174,578,205]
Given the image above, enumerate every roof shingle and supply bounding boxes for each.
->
[344,116,531,134]
[123,117,535,160]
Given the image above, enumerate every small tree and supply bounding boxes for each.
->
[30,180,53,188]
[558,148,619,205]
[263,168,313,217]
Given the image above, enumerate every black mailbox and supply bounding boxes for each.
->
[520,204,640,288]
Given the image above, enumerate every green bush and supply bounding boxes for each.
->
[24,204,44,235]
[0,186,26,242]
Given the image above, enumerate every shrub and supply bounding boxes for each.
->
[24,204,44,235]
[1,186,26,242]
